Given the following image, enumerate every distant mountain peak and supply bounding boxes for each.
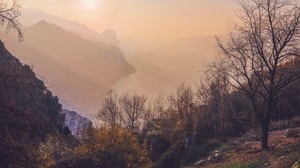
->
[33,19,52,26]
[29,20,63,32]
[100,29,117,37]
[98,29,120,47]
[21,9,121,47]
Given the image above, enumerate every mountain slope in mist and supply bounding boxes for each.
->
[21,9,120,47]
[1,20,135,118]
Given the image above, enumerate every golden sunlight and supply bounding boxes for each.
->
[80,0,99,11]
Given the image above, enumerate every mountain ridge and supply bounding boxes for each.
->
[21,8,121,47]
[1,20,135,118]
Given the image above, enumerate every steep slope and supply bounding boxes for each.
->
[21,8,121,47]
[0,40,65,167]
[1,21,135,118]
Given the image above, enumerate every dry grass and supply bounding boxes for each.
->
[198,129,300,168]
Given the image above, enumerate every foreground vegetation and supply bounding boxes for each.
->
[199,127,300,168]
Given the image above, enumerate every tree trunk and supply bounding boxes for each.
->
[261,121,270,149]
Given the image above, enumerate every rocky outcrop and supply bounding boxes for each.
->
[292,160,300,168]
[98,29,121,47]
[285,127,300,138]
[194,160,206,167]
[0,40,65,167]
[63,109,93,139]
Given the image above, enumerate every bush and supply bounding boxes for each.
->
[37,133,76,168]
[76,126,152,168]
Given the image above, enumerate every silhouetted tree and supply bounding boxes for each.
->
[196,64,233,137]
[150,84,197,143]
[98,89,120,126]
[119,92,149,131]
[216,0,300,149]
[0,0,23,41]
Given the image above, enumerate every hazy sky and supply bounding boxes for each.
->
[23,0,238,40]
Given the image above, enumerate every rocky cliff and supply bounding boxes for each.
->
[0,40,65,167]
[63,109,93,139]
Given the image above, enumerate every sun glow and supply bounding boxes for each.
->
[80,0,99,11]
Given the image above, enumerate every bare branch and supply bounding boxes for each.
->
[0,0,23,41]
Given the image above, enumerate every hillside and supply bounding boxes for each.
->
[1,20,135,118]
[0,40,67,167]
[187,127,300,168]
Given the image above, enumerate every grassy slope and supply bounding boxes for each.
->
[184,129,299,168]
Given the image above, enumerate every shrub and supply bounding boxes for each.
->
[76,126,152,168]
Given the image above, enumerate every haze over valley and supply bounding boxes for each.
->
[2,1,238,118]
[1,7,221,118]
[1,11,136,118]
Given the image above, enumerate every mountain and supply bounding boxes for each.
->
[98,29,121,47]
[1,21,135,118]
[0,40,66,167]
[63,109,93,139]
[21,8,121,47]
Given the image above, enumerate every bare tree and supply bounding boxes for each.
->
[0,0,23,41]
[152,84,197,142]
[98,89,120,126]
[217,0,300,149]
[196,64,232,137]
[119,92,149,131]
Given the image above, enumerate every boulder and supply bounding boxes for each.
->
[292,160,299,168]
[194,159,206,167]
[285,128,300,138]
[207,150,223,163]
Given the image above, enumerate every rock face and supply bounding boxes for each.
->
[0,40,65,167]
[63,109,93,138]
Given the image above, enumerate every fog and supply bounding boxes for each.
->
[113,36,217,100]
[3,1,232,118]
